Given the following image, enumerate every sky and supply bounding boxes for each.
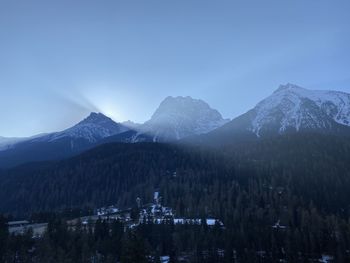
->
[0,0,350,137]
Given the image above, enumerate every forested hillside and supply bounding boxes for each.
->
[1,133,350,261]
[2,133,350,218]
[0,142,230,216]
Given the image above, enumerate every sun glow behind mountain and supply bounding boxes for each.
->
[98,104,124,123]
[77,85,130,123]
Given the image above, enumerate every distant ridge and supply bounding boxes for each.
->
[0,96,229,167]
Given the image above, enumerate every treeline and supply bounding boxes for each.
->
[0,216,225,262]
[1,213,350,262]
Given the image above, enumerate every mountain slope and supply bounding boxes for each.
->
[135,96,229,141]
[201,84,350,144]
[0,113,129,168]
[0,142,222,216]
[1,133,350,218]
[250,83,350,136]
[33,112,129,144]
[0,136,27,151]
[0,96,229,167]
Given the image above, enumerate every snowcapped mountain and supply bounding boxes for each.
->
[205,83,350,142]
[0,97,229,167]
[250,83,350,136]
[33,112,129,144]
[0,113,130,168]
[136,96,229,141]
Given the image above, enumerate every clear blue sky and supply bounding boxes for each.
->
[1,0,349,137]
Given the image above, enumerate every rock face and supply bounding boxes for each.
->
[137,96,229,141]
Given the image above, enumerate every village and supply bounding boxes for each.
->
[8,191,224,237]
[6,192,335,263]
[67,191,224,230]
